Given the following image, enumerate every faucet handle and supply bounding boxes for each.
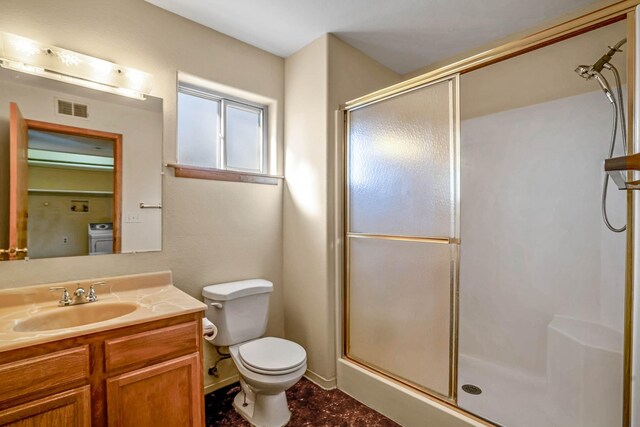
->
[87,281,106,302]
[49,287,71,306]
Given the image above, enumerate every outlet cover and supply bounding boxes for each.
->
[125,212,142,223]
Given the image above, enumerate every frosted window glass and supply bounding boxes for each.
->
[177,92,220,168]
[226,104,262,172]
[348,237,453,396]
[349,80,455,237]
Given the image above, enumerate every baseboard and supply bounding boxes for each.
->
[304,369,337,390]
[203,374,239,395]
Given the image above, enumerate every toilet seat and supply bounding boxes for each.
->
[238,337,306,375]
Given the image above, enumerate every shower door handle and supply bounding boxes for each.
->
[605,153,640,190]
[604,153,640,172]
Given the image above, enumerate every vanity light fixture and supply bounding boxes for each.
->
[0,32,153,100]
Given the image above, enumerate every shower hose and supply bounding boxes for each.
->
[598,64,626,233]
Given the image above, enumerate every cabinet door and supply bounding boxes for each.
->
[0,386,90,427]
[106,353,203,427]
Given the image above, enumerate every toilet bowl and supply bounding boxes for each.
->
[229,337,307,427]
[203,280,307,427]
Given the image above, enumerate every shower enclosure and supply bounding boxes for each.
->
[340,11,636,427]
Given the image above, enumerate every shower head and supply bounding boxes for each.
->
[574,65,615,104]
[574,37,627,103]
[575,65,592,79]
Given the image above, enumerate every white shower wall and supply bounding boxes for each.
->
[460,88,626,376]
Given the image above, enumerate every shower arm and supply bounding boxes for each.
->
[604,153,640,190]
[592,38,627,73]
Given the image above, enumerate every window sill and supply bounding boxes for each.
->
[165,163,283,185]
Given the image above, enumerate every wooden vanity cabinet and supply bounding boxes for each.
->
[0,311,204,427]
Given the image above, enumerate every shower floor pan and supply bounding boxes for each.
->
[458,316,623,427]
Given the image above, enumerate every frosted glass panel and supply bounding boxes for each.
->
[349,80,455,237]
[348,237,453,396]
[177,92,220,168]
[226,104,262,172]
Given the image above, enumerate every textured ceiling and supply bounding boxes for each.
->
[146,0,601,74]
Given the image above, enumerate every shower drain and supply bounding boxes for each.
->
[461,384,482,395]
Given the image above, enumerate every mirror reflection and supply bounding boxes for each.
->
[0,67,163,260]
[27,125,119,258]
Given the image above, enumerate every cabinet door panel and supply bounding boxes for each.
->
[104,321,198,374]
[106,353,203,427]
[0,346,89,403]
[0,386,90,427]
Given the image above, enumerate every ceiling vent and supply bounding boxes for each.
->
[56,99,89,119]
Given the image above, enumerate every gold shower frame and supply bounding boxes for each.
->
[339,1,640,426]
[344,74,461,403]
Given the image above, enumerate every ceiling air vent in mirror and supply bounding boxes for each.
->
[56,99,89,119]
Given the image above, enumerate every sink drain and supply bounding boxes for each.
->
[461,384,482,395]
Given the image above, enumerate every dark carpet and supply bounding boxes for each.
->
[206,378,400,426]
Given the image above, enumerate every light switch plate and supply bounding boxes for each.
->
[125,212,142,223]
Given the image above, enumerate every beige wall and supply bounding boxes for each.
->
[28,193,113,259]
[29,167,114,192]
[283,35,331,384]
[283,34,400,387]
[0,0,285,392]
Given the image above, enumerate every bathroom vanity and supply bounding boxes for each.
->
[0,271,206,426]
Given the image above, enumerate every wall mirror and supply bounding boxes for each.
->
[0,67,163,260]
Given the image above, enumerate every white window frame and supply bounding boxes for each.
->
[178,83,268,174]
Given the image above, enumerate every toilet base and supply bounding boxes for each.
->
[233,388,291,427]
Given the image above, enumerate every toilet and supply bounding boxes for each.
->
[203,279,306,427]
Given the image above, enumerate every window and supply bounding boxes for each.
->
[177,83,267,174]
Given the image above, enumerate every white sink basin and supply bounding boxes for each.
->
[13,302,138,332]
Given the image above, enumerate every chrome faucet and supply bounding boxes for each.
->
[49,281,106,306]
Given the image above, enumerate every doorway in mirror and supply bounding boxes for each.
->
[7,102,122,260]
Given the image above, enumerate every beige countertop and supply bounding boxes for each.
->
[0,271,206,352]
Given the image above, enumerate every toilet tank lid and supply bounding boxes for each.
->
[202,279,273,301]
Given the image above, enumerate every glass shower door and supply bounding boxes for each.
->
[345,75,460,399]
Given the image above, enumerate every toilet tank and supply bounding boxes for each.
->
[202,279,273,346]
